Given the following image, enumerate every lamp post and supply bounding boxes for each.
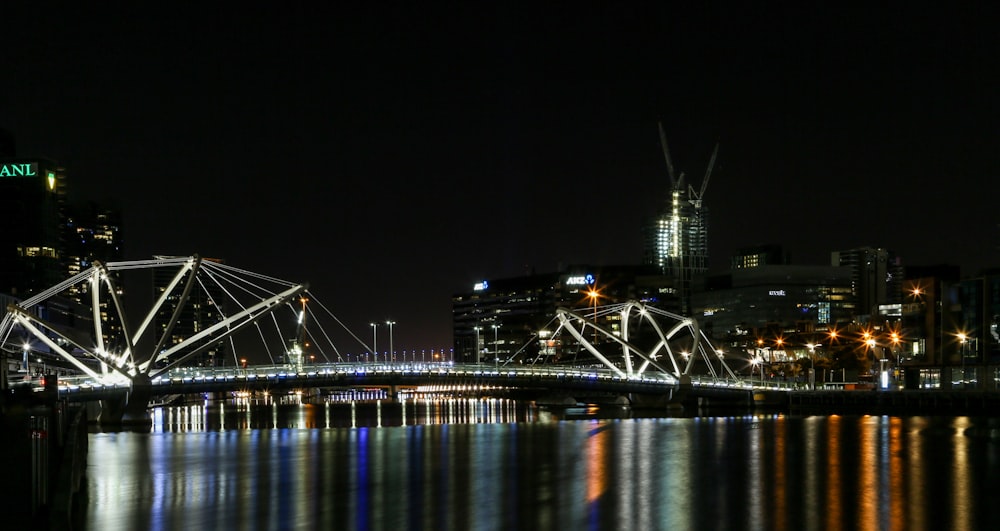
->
[587,286,600,343]
[755,339,764,382]
[957,332,968,389]
[865,334,878,374]
[825,329,840,384]
[805,343,818,390]
[370,323,378,364]
[889,331,900,386]
[386,320,396,363]
[774,337,784,380]
[473,326,482,363]
[492,323,501,369]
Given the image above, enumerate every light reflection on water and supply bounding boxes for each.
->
[83,401,1000,530]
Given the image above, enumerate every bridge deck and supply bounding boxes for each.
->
[43,363,792,402]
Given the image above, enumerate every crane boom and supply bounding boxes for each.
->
[698,142,719,199]
[658,122,677,188]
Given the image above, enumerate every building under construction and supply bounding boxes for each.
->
[643,123,718,315]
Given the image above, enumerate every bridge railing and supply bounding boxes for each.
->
[51,362,685,393]
[689,375,801,391]
[152,362,681,385]
[47,362,806,395]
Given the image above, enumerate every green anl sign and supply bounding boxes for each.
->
[0,163,39,177]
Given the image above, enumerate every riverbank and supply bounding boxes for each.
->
[789,389,1000,415]
[1,383,89,530]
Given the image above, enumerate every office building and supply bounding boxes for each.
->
[151,256,228,367]
[831,247,904,319]
[731,244,790,270]
[0,158,68,297]
[452,265,675,364]
[691,264,856,340]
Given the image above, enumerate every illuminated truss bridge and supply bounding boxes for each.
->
[543,301,741,383]
[2,258,760,423]
[0,255,371,388]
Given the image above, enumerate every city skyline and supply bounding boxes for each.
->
[4,5,998,349]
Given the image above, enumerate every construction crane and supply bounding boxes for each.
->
[657,121,718,205]
[655,122,720,315]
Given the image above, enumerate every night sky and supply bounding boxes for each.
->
[4,4,998,350]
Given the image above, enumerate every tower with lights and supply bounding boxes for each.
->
[643,123,717,315]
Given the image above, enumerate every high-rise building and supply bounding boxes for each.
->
[61,201,126,347]
[643,125,717,315]
[0,153,120,377]
[831,247,904,319]
[452,264,674,364]
[731,244,790,270]
[151,256,228,367]
[63,201,124,279]
[692,264,855,340]
[0,158,68,297]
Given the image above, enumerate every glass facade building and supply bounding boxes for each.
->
[643,186,708,316]
[152,256,228,368]
[0,158,67,297]
[452,265,676,364]
[832,247,905,319]
[691,265,856,340]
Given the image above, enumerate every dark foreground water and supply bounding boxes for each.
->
[82,399,1000,530]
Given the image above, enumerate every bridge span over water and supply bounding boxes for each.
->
[2,256,792,424]
[53,362,794,402]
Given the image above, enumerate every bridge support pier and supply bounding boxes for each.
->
[631,376,690,410]
[97,396,125,425]
[97,374,153,428]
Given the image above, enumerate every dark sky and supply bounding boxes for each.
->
[4,4,999,351]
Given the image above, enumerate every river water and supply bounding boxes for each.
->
[81,398,1000,530]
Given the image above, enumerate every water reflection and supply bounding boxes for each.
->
[150,398,537,432]
[84,403,1000,530]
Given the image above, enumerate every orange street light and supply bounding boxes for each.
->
[587,286,601,342]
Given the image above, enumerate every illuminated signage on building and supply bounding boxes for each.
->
[0,162,38,177]
[768,290,786,296]
[474,280,489,291]
[565,274,595,286]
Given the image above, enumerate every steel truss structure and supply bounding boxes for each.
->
[554,301,740,382]
[0,256,367,386]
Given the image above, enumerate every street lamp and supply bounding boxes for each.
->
[386,320,396,363]
[889,331,901,385]
[957,332,968,389]
[492,323,501,369]
[370,323,378,364]
[587,286,600,343]
[805,343,818,390]
[773,337,784,379]
[473,326,482,363]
